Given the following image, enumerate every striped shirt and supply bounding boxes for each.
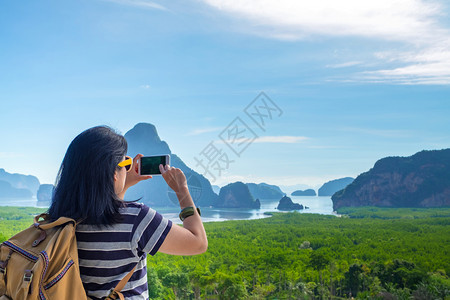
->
[75,202,172,300]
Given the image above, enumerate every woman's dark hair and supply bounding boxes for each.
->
[48,125,128,225]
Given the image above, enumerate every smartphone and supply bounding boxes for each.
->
[139,155,170,175]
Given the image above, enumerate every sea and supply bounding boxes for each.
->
[0,196,337,224]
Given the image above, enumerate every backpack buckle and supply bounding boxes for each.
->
[23,270,33,282]
[0,250,13,275]
[0,264,6,276]
[32,229,47,247]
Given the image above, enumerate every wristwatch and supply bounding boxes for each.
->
[179,206,201,221]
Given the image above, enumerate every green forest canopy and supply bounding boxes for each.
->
[1,206,449,299]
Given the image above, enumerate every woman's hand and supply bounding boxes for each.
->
[159,164,188,195]
[124,154,152,189]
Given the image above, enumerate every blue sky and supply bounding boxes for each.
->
[1,0,449,190]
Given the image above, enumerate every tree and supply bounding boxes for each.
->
[309,250,330,286]
[344,264,363,297]
[147,267,164,299]
[157,266,190,299]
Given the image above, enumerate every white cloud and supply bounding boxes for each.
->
[359,42,450,84]
[200,0,450,84]
[253,136,308,143]
[216,135,308,144]
[201,0,443,42]
[101,0,167,10]
[306,145,341,149]
[140,84,151,89]
[326,61,363,68]
[185,127,224,136]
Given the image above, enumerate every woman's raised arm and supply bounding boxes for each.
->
[157,164,208,255]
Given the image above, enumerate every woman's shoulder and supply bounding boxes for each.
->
[121,201,147,211]
[120,202,157,218]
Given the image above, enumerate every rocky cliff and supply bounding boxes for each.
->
[0,168,40,197]
[332,149,450,210]
[318,177,354,196]
[215,182,260,209]
[0,180,33,198]
[277,195,303,210]
[246,183,284,199]
[37,184,54,206]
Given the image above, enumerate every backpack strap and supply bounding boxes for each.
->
[0,249,13,295]
[33,214,76,230]
[105,265,137,300]
[30,214,77,247]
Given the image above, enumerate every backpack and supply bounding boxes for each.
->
[0,213,135,300]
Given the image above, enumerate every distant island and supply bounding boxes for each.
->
[0,180,33,199]
[215,182,260,209]
[332,149,450,210]
[277,195,303,210]
[246,182,284,199]
[291,189,316,196]
[0,168,40,200]
[318,177,354,196]
[37,184,54,206]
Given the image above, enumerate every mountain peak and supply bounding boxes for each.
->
[129,122,161,142]
[124,122,171,155]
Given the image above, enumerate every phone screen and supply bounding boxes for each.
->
[140,155,169,175]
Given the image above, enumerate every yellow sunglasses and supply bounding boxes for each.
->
[117,156,133,172]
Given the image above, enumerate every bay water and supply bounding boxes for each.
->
[0,196,336,224]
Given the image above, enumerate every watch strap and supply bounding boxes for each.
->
[179,206,201,221]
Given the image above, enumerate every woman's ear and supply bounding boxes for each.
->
[114,170,118,182]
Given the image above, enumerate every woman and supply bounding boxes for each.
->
[48,125,207,300]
